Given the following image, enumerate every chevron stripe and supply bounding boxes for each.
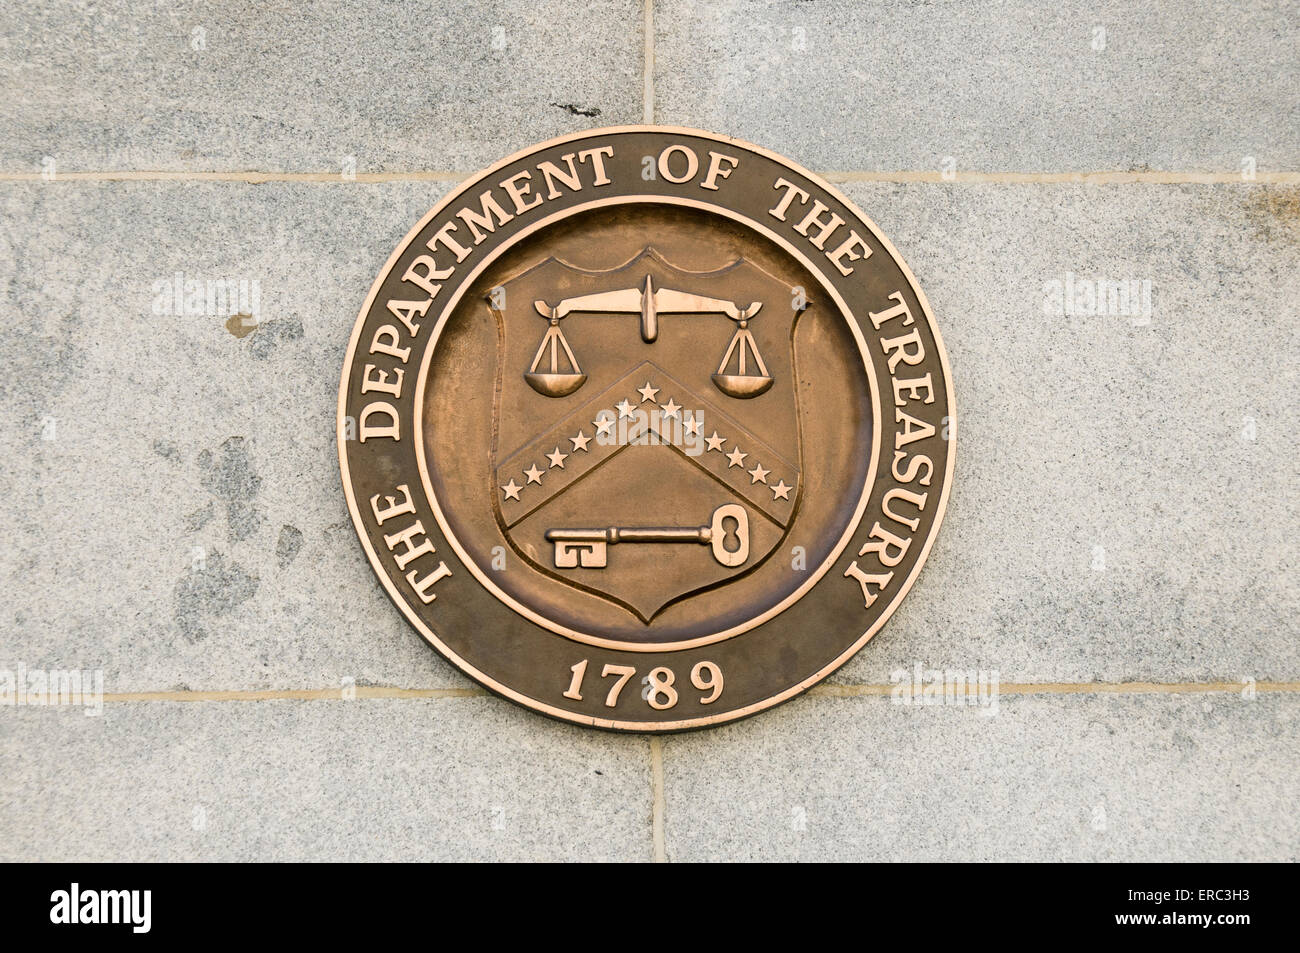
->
[495,361,799,527]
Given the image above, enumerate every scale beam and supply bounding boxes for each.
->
[534,274,761,343]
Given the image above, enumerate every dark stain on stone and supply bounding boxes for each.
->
[227,504,264,542]
[225,313,258,338]
[247,316,304,360]
[153,439,182,463]
[0,310,85,412]
[174,551,258,643]
[184,501,216,532]
[276,524,303,568]
[198,437,265,542]
[551,102,601,118]
[1244,186,1300,244]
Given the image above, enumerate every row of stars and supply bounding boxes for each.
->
[501,380,793,503]
[709,436,792,501]
[502,380,686,502]
[500,425,592,500]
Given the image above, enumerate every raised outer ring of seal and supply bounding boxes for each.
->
[337,126,956,731]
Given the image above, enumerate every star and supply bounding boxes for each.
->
[500,479,522,501]
[637,381,660,402]
[705,431,726,452]
[684,417,702,437]
[616,398,636,420]
[595,414,614,437]
[725,447,747,468]
[771,480,792,500]
[570,430,591,452]
[659,397,681,418]
[748,463,770,484]
[546,447,568,468]
[524,464,544,485]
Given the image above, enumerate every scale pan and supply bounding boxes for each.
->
[712,373,773,399]
[526,372,587,398]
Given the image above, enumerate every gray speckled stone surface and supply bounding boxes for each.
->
[0,698,650,862]
[655,0,1300,173]
[0,0,642,173]
[660,693,1299,862]
[829,181,1300,684]
[0,181,468,691]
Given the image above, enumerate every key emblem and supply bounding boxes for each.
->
[546,503,750,569]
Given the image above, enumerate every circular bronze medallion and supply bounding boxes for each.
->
[338,127,954,731]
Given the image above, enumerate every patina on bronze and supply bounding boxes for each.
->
[338,127,954,731]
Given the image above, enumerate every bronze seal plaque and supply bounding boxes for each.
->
[338,127,954,731]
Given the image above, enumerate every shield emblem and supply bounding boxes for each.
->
[489,247,804,623]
